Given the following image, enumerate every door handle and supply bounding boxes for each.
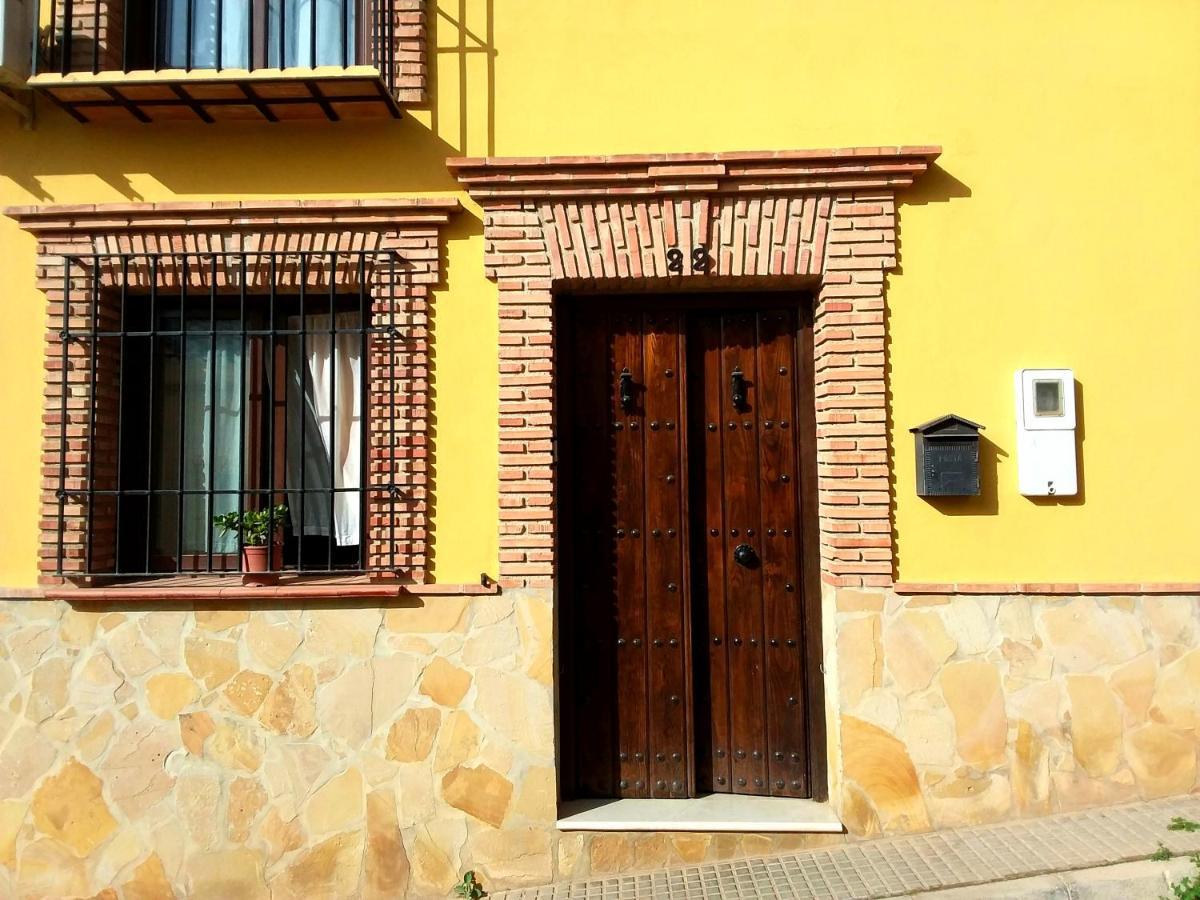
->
[618,368,635,411]
[730,366,747,409]
[733,543,757,567]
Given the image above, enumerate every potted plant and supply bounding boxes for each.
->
[213,505,288,581]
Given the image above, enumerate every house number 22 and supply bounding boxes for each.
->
[666,245,711,274]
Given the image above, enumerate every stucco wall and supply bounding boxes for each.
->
[2,0,1199,586]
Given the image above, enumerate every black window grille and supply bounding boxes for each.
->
[53,249,405,579]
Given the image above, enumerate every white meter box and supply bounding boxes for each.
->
[1014,369,1077,496]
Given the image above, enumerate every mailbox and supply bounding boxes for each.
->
[910,414,984,497]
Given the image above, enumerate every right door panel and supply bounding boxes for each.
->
[690,308,811,798]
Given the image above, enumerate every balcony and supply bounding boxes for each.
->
[28,0,424,122]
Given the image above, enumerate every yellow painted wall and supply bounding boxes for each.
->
[1,0,1197,586]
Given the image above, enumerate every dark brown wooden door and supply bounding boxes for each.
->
[689,309,810,798]
[560,299,815,801]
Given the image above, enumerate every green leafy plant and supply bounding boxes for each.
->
[452,870,486,899]
[213,505,288,547]
[1161,818,1200,900]
[1153,844,1173,862]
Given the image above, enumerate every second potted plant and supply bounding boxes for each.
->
[213,505,288,584]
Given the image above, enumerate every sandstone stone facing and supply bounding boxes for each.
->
[419,657,473,707]
[31,759,117,856]
[0,587,1193,895]
[441,763,514,828]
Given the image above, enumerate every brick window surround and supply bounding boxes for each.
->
[449,147,940,590]
[7,198,459,587]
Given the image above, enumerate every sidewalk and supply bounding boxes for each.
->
[494,795,1200,899]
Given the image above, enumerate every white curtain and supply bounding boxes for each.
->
[268,0,356,68]
[286,312,362,547]
[162,0,251,69]
[154,322,243,556]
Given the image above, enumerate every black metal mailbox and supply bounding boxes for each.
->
[910,414,985,497]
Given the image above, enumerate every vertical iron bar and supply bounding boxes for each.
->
[59,0,72,74]
[152,0,160,69]
[279,0,286,66]
[186,0,194,70]
[341,0,348,67]
[387,0,394,93]
[122,0,131,71]
[237,254,247,569]
[55,259,70,574]
[176,254,188,573]
[327,251,336,570]
[84,256,100,573]
[91,0,99,73]
[206,255,217,572]
[216,0,224,69]
[388,252,396,574]
[266,254,277,570]
[309,0,316,66]
[145,256,158,570]
[247,0,255,70]
[297,253,306,572]
[357,251,367,572]
[114,256,128,571]
[30,0,41,76]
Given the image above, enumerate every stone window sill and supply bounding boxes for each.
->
[37,575,499,602]
[556,795,844,833]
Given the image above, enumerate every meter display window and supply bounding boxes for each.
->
[1033,379,1064,417]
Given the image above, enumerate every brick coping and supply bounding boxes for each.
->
[448,146,941,168]
[4,197,461,225]
[894,581,1200,595]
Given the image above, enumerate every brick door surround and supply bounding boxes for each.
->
[449,146,940,590]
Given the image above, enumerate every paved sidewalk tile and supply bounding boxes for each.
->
[493,795,1200,899]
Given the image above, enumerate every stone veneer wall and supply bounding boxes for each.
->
[830,588,1200,836]
[0,589,1196,897]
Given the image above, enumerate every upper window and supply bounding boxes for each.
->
[53,250,396,579]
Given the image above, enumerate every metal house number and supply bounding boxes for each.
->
[666,245,711,274]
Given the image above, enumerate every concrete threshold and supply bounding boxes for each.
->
[557,794,844,833]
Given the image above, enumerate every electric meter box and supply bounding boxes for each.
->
[0,0,32,87]
[1015,368,1077,497]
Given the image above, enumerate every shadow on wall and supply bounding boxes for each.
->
[884,162,972,577]
[6,1,497,201]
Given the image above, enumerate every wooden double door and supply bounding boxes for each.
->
[560,296,823,801]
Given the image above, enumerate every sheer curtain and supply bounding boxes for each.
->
[153,320,243,558]
[161,0,251,69]
[268,0,356,68]
[285,311,362,547]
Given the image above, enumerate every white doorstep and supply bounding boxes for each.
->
[556,794,844,833]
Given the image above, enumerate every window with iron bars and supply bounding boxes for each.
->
[52,249,410,579]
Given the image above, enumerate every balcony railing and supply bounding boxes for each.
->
[29,0,402,121]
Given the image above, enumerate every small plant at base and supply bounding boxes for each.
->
[1153,844,1173,862]
[1161,819,1200,900]
[213,505,289,546]
[452,870,486,899]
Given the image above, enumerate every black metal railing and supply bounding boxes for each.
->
[32,0,396,90]
[52,250,406,578]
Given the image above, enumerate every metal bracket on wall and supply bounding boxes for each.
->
[0,86,34,128]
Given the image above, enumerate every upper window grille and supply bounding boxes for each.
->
[53,249,406,579]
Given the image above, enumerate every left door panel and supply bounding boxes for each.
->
[561,309,691,799]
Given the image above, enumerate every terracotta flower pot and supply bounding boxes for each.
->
[241,544,278,587]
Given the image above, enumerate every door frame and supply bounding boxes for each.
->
[554,290,828,803]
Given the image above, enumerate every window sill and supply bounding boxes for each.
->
[41,575,499,602]
[556,795,844,834]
